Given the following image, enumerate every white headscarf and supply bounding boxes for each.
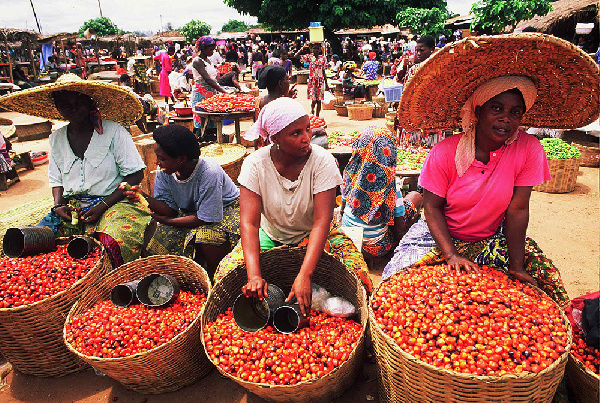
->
[243,97,307,142]
[455,76,537,177]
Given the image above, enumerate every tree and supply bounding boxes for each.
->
[180,20,212,43]
[396,7,450,37]
[470,0,552,34]
[79,17,121,36]
[221,19,249,33]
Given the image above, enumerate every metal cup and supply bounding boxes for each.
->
[67,236,95,259]
[273,304,310,334]
[233,284,286,332]
[2,226,55,258]
[110,280,140,308]
[136,273,180,307]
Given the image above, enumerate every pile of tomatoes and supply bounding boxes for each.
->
[203,309,362,385]
[0,245,99,308]
[372,265,569,376]
[309,115,326,129]
[397,145,430,171]
[65,291,206,358]
[327,130,360,149]
[571,326,600,374]
[195,94,256,113]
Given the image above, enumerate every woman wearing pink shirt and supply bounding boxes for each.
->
[383,34,600,308]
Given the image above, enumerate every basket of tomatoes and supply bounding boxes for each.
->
[201,247,368,402]
[370,265,572,403]
[195,93,257,113]
[0,237,111,376]
[63,255,212,394]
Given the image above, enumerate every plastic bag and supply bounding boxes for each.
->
[311,283,331,311]
[323,90,336,105]
[323,297,356,318]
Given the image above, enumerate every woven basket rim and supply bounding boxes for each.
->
[568,351,600,380]
[398,33,600,131]
[0,237,108,313]
[200,245,368,391]
[63,255,211,363]
[369,268,573,382]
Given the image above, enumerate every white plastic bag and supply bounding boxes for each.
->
[323,297,356,318]
[323,90,336,105]
[311,283,331,311]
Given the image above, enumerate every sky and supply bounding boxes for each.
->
[0,0,476,35]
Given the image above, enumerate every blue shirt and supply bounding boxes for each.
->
[362,60,379,80]
[153,157,239,223]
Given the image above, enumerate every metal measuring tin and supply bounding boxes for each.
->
[2,226,55,258]
[66,236,95,259]
[273,304,310,334]
[110,280,140,308]
[136,273,180,307]
[233,284,285,332]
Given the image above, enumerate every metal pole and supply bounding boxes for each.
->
[97,0,103,17]
[160,15,163,33]
[29,0,42,33]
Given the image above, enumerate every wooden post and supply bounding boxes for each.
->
[27,38,37,79]
[3,32,13,83]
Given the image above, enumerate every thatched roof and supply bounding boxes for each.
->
[0,28,39,42]
[516,0,598,34]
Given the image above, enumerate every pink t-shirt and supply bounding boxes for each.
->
[419,131,551,242]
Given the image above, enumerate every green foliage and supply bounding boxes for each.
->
[396,7,450,37]
[470,0,552,34]
[221,20,250,33]
[78,17,121,36]
[180,20,212,43]
[539,138,581,159]
[224,0,447,30]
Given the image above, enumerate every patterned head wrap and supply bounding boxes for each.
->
[342,127,397,226]
[455,76,537,177]
[197,36,216,49]
[243,97,307,142]
[369,52,377,60]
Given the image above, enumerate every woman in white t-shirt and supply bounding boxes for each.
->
[215,98,373,314]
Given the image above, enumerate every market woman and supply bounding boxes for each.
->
[295,43,329,117]
[154,46,175,104]
[191,36,228,138]
[215,97,372,314]
[0,74,150,266]
[124,125,240,277]
[384,34,600,308]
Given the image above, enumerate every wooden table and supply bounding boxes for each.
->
[193,109,256,144]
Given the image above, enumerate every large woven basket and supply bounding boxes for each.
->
[63,255,212,394]
[565,353,599,403]
[533,158,580,193]
[347,104,373,121]
[372,103,388,118]
[334,103,348,117]
[574,142,599,167]
[201,143,247,185]
[201,247,368,403]
[369,280,572,403]
[0,237,111,376]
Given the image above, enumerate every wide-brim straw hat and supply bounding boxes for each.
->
[0,73,143,124]
[398,33,600,131]
[0,116,13,126]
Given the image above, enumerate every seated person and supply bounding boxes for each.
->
[342,65,366,99]
[362,52,379,80]
[125,125,240,277]
[341,127,422,265]
[217,63,242,91]
[256,65,297,110]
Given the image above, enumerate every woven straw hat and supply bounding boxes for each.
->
[200,143,246,166]
[398,33,600,131]
[0,116,13,126]
[0,73,143,124]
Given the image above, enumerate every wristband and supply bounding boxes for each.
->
[101,199,110,209]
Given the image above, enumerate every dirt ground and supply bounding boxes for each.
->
[0,80,598,403]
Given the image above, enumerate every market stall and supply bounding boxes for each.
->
[193,93,257,144]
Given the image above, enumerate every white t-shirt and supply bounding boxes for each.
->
[238,144,342,244]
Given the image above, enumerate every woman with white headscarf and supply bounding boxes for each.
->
[214,97,373,314]
[382,34,600,308]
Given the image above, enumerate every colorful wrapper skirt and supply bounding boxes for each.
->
[382,220,569,307]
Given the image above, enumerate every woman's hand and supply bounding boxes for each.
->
[508,267,537,287]
[286,272,312,316]
[81,204,106,224]
[242,276,268,300]
[149,211,168,224]
[54,205,77,223]
[122,185,145,203]
[445,254,480,275]
[288,84,297,99]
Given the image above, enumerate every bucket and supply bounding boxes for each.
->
[110,280,140,308]
[273,303,309,334]
[309,27,324,43]
[136,273,180,307]
[233,284,285,332]
[2,226,55,258]
[67,236,96,259]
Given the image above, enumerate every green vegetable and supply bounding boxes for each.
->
[539,138,581,160]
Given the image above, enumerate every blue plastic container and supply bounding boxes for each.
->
[223,118,234,125]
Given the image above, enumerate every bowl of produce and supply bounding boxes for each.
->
[174,103,192,117]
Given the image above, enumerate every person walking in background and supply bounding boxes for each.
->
[154,46,175,104]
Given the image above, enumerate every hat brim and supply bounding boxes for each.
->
[398,33,600,130]
[0,116,13,125]
[0,79,143,124]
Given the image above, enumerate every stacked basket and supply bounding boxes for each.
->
[566,353,599,403]
[347,104,373,121]
[0,237,111,376]
[333,102,348,117]
[201,143,247,185]
[534,138,581,193]
[63,255,212,394]
[201,247,368,403]
[573,141,600,167]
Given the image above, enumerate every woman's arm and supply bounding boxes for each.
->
[239,186,268,299]
[504,186,536,285]
[232,74,241,91]
[287,188,336,315]
[193,58,227,94]
[423,189,479,272]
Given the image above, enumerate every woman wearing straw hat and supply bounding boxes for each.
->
[215,97,373,315]
[0,73,151,266]
[383,34,600,308]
